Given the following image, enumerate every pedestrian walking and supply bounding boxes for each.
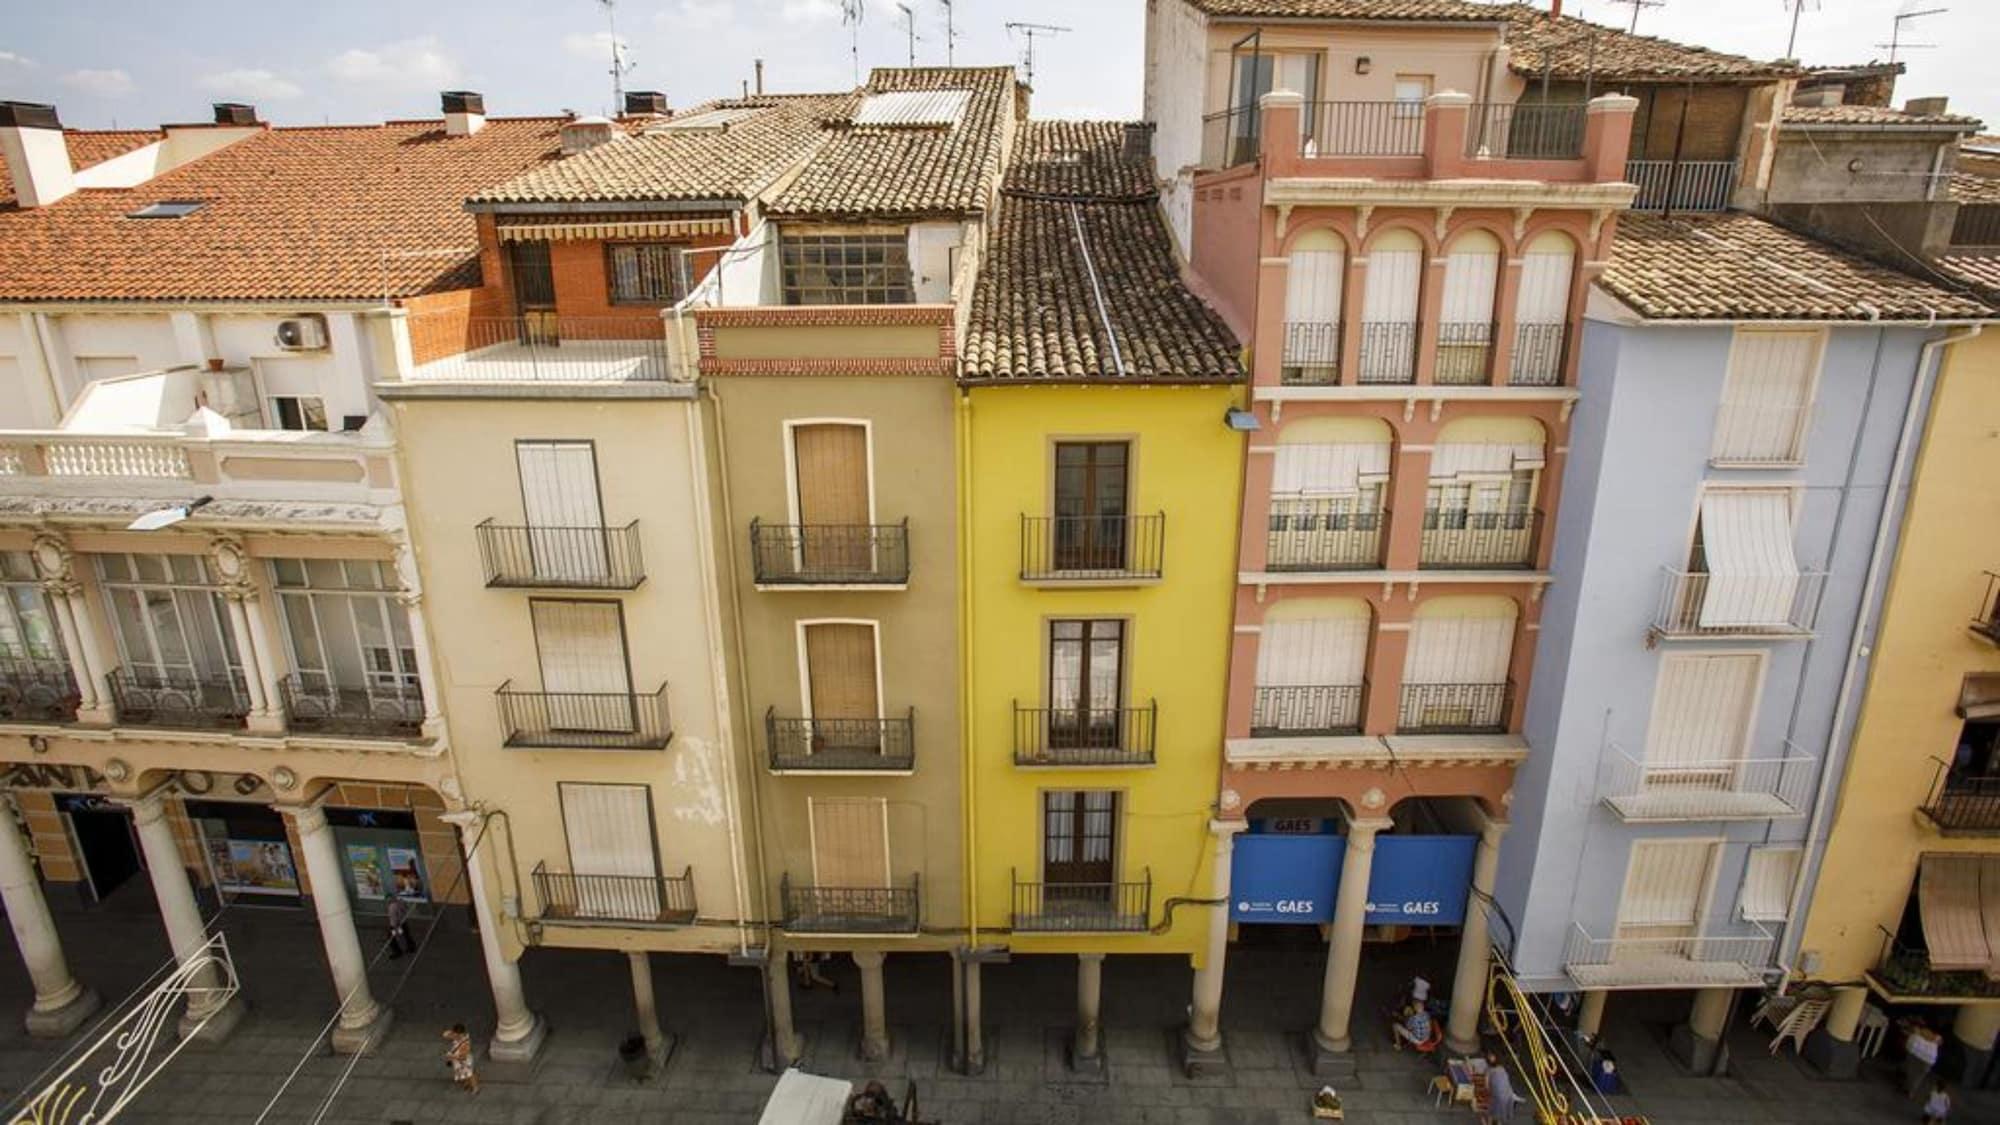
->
[1905,1021,1943,1099]
[442,1023,479,1095]
[1923,1080,1951,1125]
[1482,1052,1521,1122]
[385,897,415,959]
[793,951,837,992]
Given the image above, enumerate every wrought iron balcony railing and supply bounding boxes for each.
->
[475,520,645,590]
[1652,568,1827,638]
[1250,683,1365,737]
[765,707,916,772]
[1013,701,1157,766]
[108,667,251,731]
[779,874,920,934]
[1012,868,1152,933]
[1299,101,1427,157]
[0,662,79,723]
[1420,506,1541,569]
[1921,767,2000,835]
[1971,571,2000,645]
[1397,680,1511,735]
[1020,513,1165,582]
[278,674,424,739]
[1564,921,1774,990]
[1266,502,1386,572]
[532,861,696,926]
[1509,323,1567,386]
[1626,159,1738,213]
[1281,321,1341,384]
[1433,322,1495,385]
[1467,103,1586,160]
[1598,741,1815,822]
[496,681,671,750]
[749,519,910,586]
[1357,321,1418,384]
[1870,927,2000,1000]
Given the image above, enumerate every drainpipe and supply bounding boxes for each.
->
[957,388,979,953]
[1779,322,1983,976]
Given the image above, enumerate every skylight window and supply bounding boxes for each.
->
[128,200,206,220]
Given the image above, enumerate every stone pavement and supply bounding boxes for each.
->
[0,895,1992,1124]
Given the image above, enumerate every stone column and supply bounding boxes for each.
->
[1184,820,1245,1069]
[441,811,545,1062]
[1313,816,1392,1062]
[394,543,446,738]
[1445,817,1508,1054]
[1804,985,1866,1078]
[853,950,889,1061]
[127,790,244,1041]
[764,950,802,1068]
[220,596,268,715]
[1074,952,1105,1066]
[962,953,985,1073]
[47,594,97,710]
[1577,989,1608,1038]
[1670,987,1735,1075]
[1953,1003,2000,1090]
[0,801,98,1036]
[279,801,390,1053]
[241,594,286,722]
[630,951,664,1054]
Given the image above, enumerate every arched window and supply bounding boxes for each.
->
[1400,595,1517,733]
[1252,596,1372,735]
[1358,229,1422,384]
[1282,230,1346,384]
[1512,231,1575,386]
[1267,416,1393,572]
[1424,417,1547,568]
[1435,229,1502,385]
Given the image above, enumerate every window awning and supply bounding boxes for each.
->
[1918,854,1993,972]
[496,216,734,242]
[1272,443,1391,498]
[1959,673,2000,721]
[1429,441,1545,479]
[1698,491,1800,628]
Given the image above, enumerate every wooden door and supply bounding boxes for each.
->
[804,622,880,754]
[507,241,558,343]
[558,782,659,919]
[1049,620,1124,749]
[793,424,872,574]
[1053,442,1129,570]
[1043,791,1118,913]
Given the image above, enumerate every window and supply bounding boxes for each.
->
[516,441,609,582]
[1711,329,1821,465]
[557,782,660,920]
[1643,652,1761,778]
[269,395,328,432]
[780,233,912,306]
[1692,490,1801,628]
[127,200,205,220]
[605,242,689,305]
[801,621,882,752]
[809,795,890,888]
[1049,620,1125,748]
[1739,847,1801,923]
[1393,76,1433,117]
[94,553,239,682]
[271,558,416,697]
[790,422,873,572]
[530,600,633,732]
[1267,441,1390,568]
[1042,791,1118,885]
[1233,51,1321,154]
[1052,441,1130,571]
[1616,839,1718,934]
[0,551,64,667]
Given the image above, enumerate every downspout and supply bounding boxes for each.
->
[1779,322,1983,976]
[957,387,979,952]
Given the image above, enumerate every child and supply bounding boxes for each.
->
[1923,1080,1951,1125]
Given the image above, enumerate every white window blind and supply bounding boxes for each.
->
[1617,840,1717,928]
[1271,443,1392,498]
[1257,617,1368,687]
[1644,653,1760,771]
[1429,441,1546,480]
[517,441,608,582]
[1403,612,1515,684]
[1712,330,1818,464]
[1697,491,1801,628]
[558,782,659,920]
[1515,243,1574,324]
[1739,848,1800,922]
[532,601,632,733]
[1362,246,1422,323]
[1285,249,1344,324]
[1439,245,1499,326]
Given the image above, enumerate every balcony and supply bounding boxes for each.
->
[1466,103,1587,160]
[1020,513,1165,584]
[278,674,424,740]
[749,519,910,587]
[1869,931,2000,1002]
[1652,568,1827,639]
[0,663,79,724]
[107,667,251,731]
[496,681,672,750]
[1012,869,1152,933]
[765,708,916,773]
[1971,572,2000,645]
[408,316,671,383]
[1564,921,1775,990]
[1626,159,1738,213]
[1397,681,1511,735]
[532,861,697,927]
[1420,507,1541,569]
[1433,322,1495,386]
[1013,702,1157,767]
[1509,323,1567,386]
[1599,742,1815,822]
[1250,683,1364,737]
[475,521,645,590]
[1267,502,1386,572]
[1920,773,2000,835]
[1280,321,1341,385]
[1357,321,1418,385]
[779,874,920,935]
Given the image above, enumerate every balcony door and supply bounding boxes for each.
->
[1049,619,1124,749]
[791,422,873,575]
[809,796,890,890]
[506,240,557,342]
[1358,230,1422,382]
[1614,839,1719,958]
[1692,489,1801,628]
[531,600,632,734]
[1643,653,1761,791]
[517,441,608,583]
[801,621,882,756]
[1043,791,1118,912]
[1053,441,1129,571]
[558,782,659,920]
[96,554,244,697]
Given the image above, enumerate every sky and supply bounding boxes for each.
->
[0,0,1993,131]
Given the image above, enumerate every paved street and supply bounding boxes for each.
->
[0,895,1992,1123]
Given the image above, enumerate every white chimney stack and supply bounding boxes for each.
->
[560,115,618,155]
[0,102,75,208]
[442,90,485,137]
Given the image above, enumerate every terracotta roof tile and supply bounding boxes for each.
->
[1183,0,1503,18]
[1949,173,2000,205]
[1783,104,1982,128]
[0,129,161,207]
[1936,253,2000,301]
[1500,4,1798,82]
[1601,212,1989,322]
[964,122,1242,383]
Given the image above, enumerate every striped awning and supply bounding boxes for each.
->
[1960,673,2000,721]
[1918,854,1994,973]
[496,217,735,242]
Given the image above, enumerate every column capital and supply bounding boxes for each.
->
[273,800,330,835]
[120,784,177,825]
[851,949,887,970]
[1478,817,1510,848]
[1077,951,1106,965]
[1208,819,1249,838]
[439,809,482,831]
[1343,816,1394,841]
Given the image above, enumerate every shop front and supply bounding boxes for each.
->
[326,806,432,917]
[1230,820,1478,929]
[187,799,301,905]
[54,792,140,904]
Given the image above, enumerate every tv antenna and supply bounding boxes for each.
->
[1878,5,1947,64]
[896,3,923,67]
[594,0,636,113]
[1004,22,1071,87]
[1604,0,1665,33]
[841,0,864,85]
[939,0,958,67]
[1782,0,1821,59]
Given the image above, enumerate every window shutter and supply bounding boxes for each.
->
[1285,249,1345,325]
[1439,247,1499,326]
[1712,330,1818,463]
[1272,442,1392,497]
[810,796,890,888]
[1739,848,1800,922]
[1362,247,1422,323]
[1404,610,1515,685]
[1516,244,1574,324]
[1696,491,1801,628]
[1618,840,1716,928]
[1257,617,1368,687]
[559,783,656,878]
[1644,653,1760,771]
[532,602,631,696]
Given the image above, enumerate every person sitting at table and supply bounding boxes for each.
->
[1393,1003,1437,1051]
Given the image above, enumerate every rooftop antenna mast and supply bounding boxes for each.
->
[841,0,865,85]
[594,0,636,113]
[1878,5,1947,64]
[938,0,958,66]
[896,3,923,67]
[1604,0,1665,33]
[1004,21,1072,88]
[1782,0,1821,59]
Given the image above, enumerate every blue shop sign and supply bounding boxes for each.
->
[1231,833,1342,923]
[1364,835,1477,926]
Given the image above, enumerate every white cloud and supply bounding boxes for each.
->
[781,0,846,25]
[197,68,302,100]
[61,68,134,97]
[670,0,734,30]
[326,37,460,89]
[562,31,630,61]
[0,50,34,68]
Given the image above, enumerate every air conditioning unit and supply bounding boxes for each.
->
[275,314,329,351]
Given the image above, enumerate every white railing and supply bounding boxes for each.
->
[0,446,22,476]
[1653,567,1827,637]
[1625,159,1738,212]
[1563,920,1776,988]
[1599,741,1816,821]
[1709,400,1809,465]
[0,431,394,513]
[43,439,192,479]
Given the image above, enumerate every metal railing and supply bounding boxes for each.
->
[1599,741,1816,821]
[1467,103,1587,159]
[1509,323,1567,386]
[1266,502,1387,571]
[410,315,672,382]
[1420,506,1541,569]
[1921,768,2000,833]
[779,874,921,934]
[1433,322,1495,385]
[1299,101,1425,157]
[1020,512,1165,581]
[278,674,424,739]
[1281,321,1342,383]
[1653,568,1827,637]
[532,861,697,926]
[0,662,79,723]
[1250,683,1364,736]
[1012,868,1152,932]
[108,667,251,730]
[765,707,916,771]
[475,521,645,589]
[1872,927,2000,999]
[1970,572,2000,644]
[1564,921,1775,985]
[749,519,910,586]
[1013,701,1157,766]
[1626,159,1738,213]
[1200,106,1262,170]
[1709,401,1809,465]
[1398,680,1512,734]
[496,681,672,750]
[1357,321,1418,384]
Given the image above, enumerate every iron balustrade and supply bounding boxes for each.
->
[1250,683,1364,736]
[1625,160,1738,212]
[1420,506,1541,569]
[749,519,910,586]
[495,681,672,750]
[0,662,79,723]
[1598,740,1817,822]
[475,520,645,590]
[278,674,424,739]
[1020,513,1165,581]
[1509,323,1567,386]
[765,707,916,771]
[1653,568,1828,637]
[412,315,672,382]
[1433,322,1496,385]
[1922,770,2000,834]
[1266,502,1387,572]
[108,667,251,730]
[532,861,697,926]
[1012,868,1152,932]
[1299,101,1425,157]
[1871,927,2000,999]
[1971,572,2000,644]
[1013,701,1157,766]
[1281,321,1342,384]
[1357,321,1418,384]
[779,874,921,934]
[1398,681,1511,734]
[1563,920,1775,988]
[1466,103,1586,159]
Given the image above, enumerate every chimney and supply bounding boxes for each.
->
[442,90,486,136]
[1550,0,1562,15]
[560,115,618,155]
[623,90,668,116]
[212,102,258,126]
[1122,121,1155,161]
[0,101,74,208]
[755,59,765,96]
[1904,95,1950,117]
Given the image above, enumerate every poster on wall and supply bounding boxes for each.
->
[216,839,300,896]
[386,846,427,901]
[346,845,385,901]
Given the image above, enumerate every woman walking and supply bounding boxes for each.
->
[442,1023,479,1095]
